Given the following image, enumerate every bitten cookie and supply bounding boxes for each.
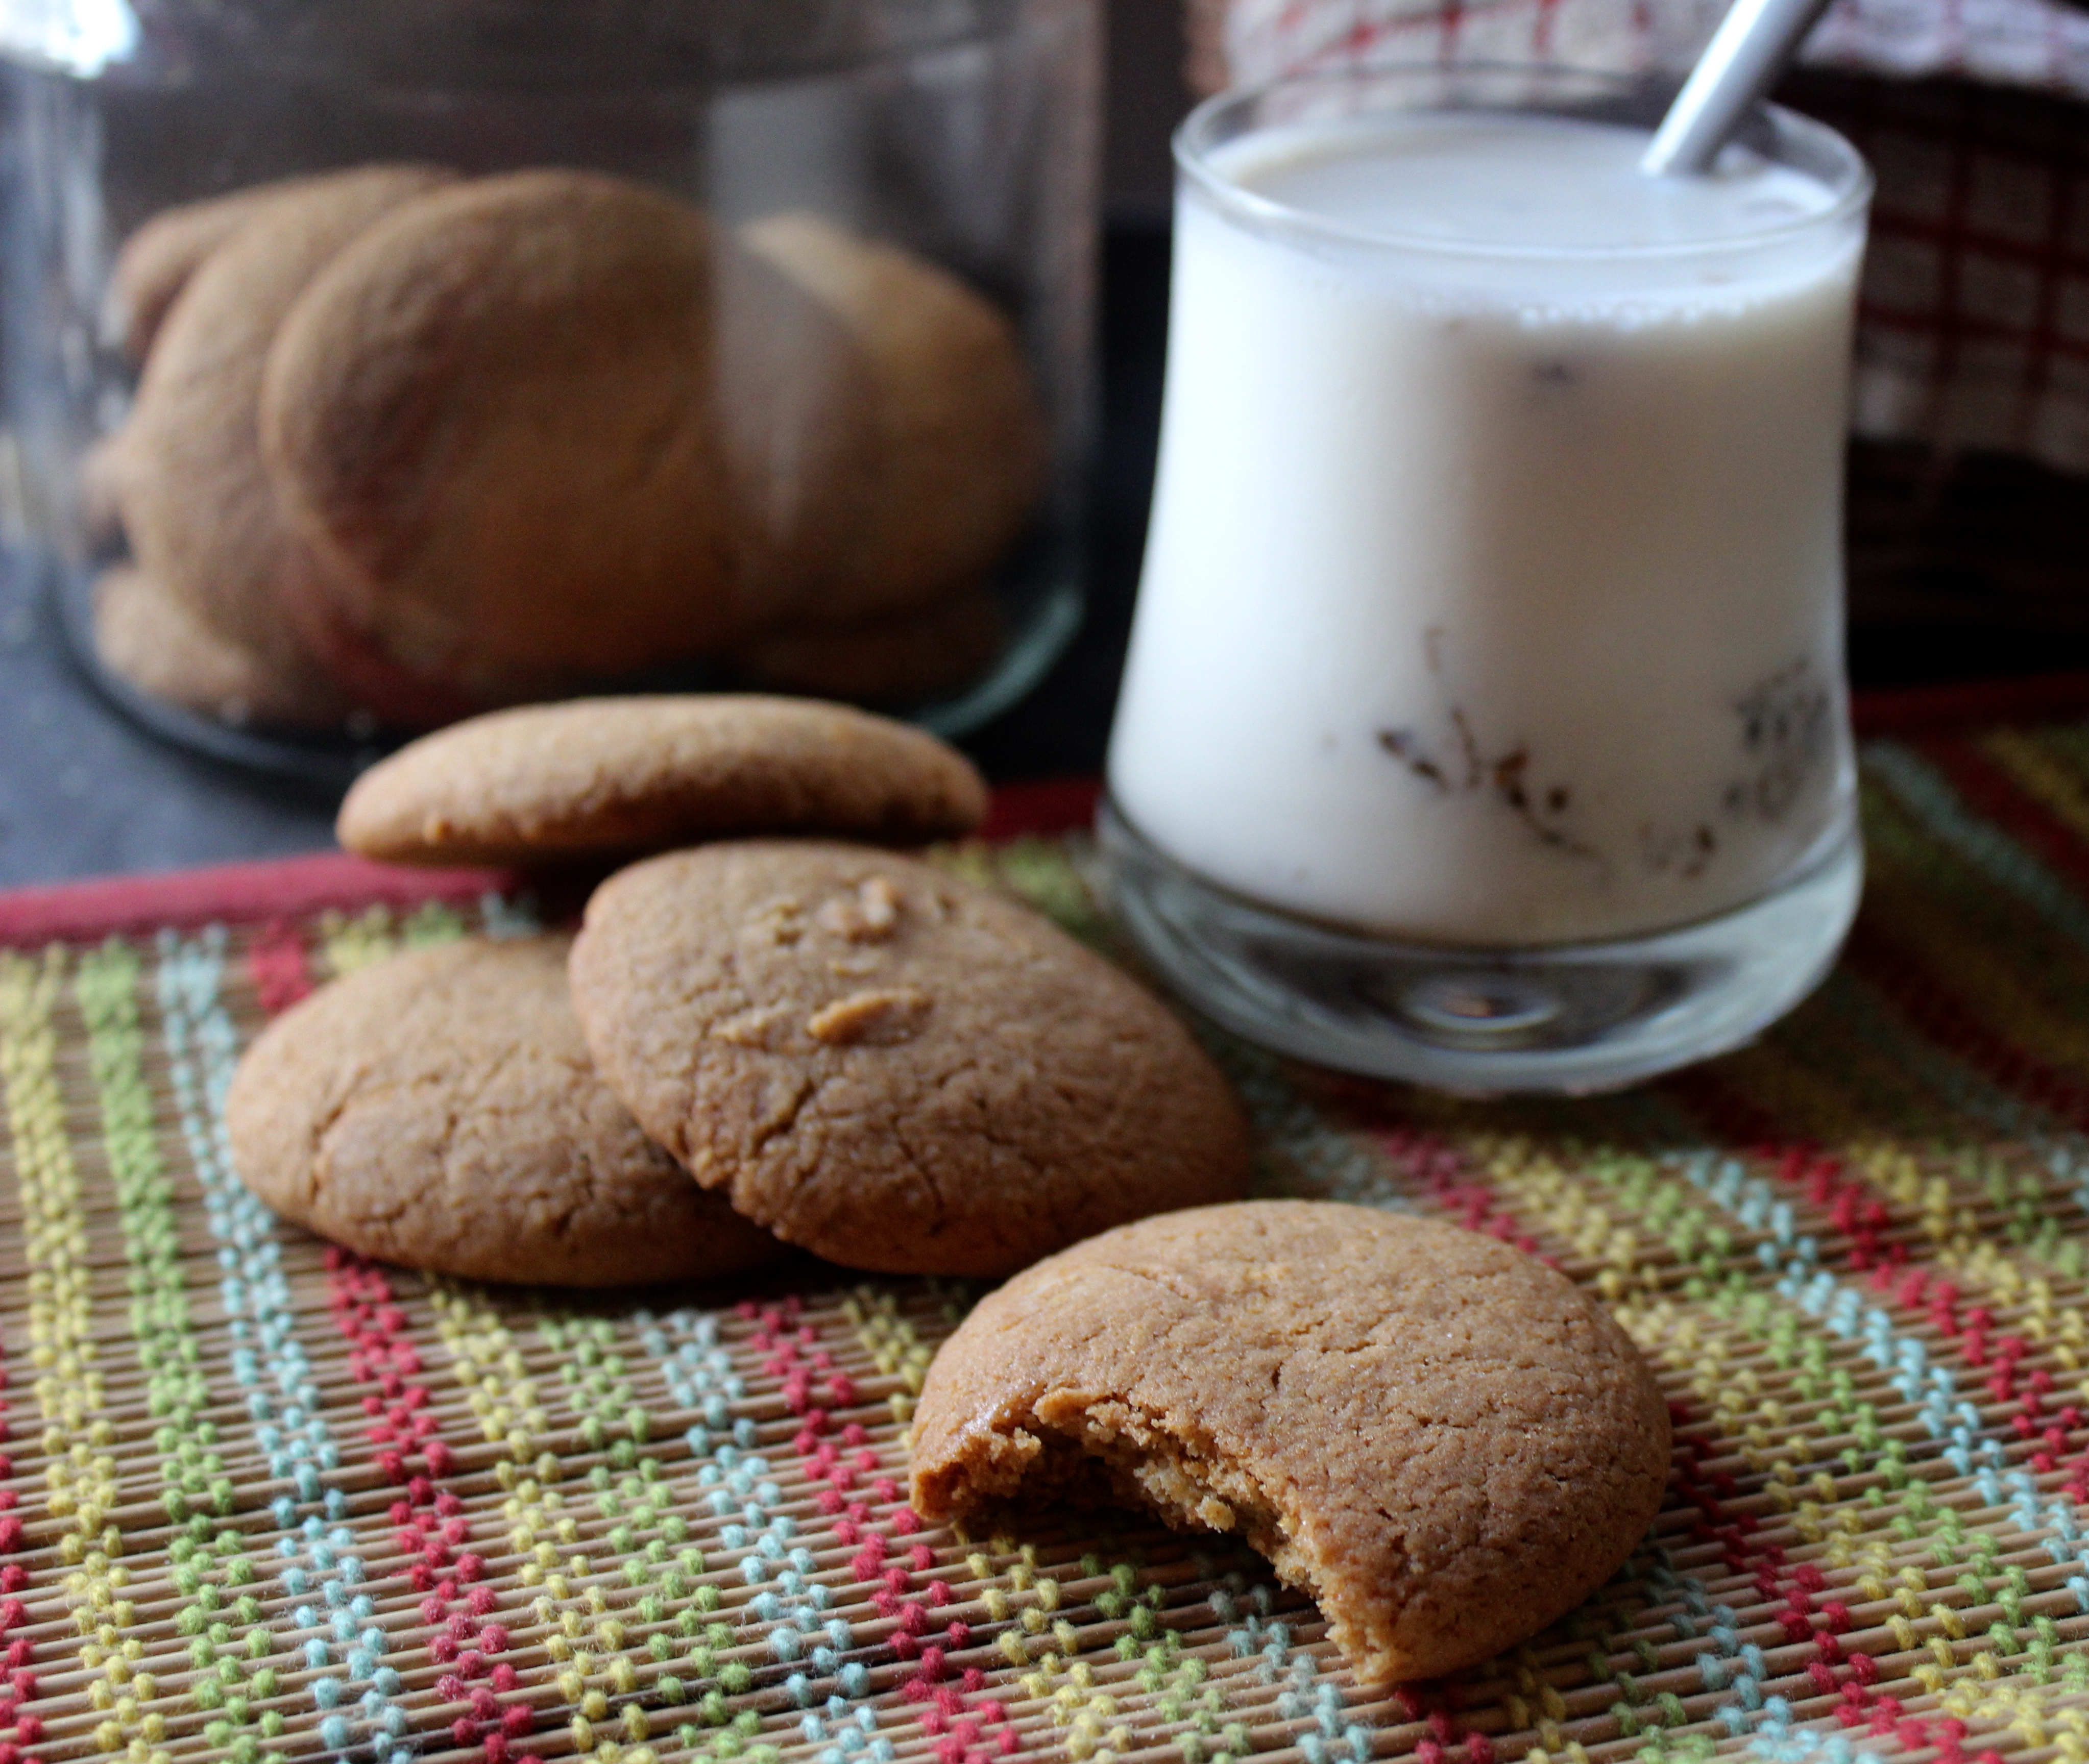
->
[909,1201,1672,1683]
[92,567,338,729]
[337,694,989,865]
[725,586,1006,707]
[260,170,876,709]
[226,936,781,1287]
[741,216,1047,622]
[570,841,1253,1275]
[118,163,453,710]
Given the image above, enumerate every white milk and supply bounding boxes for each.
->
[1108,112,1864,947]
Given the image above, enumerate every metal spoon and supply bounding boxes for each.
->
[1640,0,1838,177]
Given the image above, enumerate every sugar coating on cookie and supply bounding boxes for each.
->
[337,695,989,865]
[909,1201,1672,1682]
[226,936,780,1287]
[569,841,1253,1275]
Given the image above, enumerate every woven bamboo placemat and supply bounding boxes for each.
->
[0,734,2087,1764]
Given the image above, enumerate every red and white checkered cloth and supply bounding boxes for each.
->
[1196,0,2089,472]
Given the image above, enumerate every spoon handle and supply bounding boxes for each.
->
[1640,0,1836,177]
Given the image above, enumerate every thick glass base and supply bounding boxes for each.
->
[1099,801,1863,1096]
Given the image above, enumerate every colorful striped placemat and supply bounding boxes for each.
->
[1,726,2088,1764]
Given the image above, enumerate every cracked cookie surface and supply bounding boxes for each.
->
[908,1200,1671,1682]
[226,935,780,1286]
[569,841,1253,1275]
[336,694,988,866]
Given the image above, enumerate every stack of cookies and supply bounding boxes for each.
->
[229,696,1675,1685]
[226,695,1254,1286]
[93,167,1044,731]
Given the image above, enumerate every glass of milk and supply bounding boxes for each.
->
[1101,64,1873,1094]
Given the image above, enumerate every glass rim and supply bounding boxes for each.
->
[1172,61,1875,263]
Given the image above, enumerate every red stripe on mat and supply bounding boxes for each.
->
[978,776,1102,841]
[0,852,514,946]
[1853,673,2089,736]
[0,778,1107,944]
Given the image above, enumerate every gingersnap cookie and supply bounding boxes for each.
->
[108,172,343,362]
[260,170,876,709]
[741,216,1047,622]
[909,1200,1672,1683]
[337,695,990,865]
[725,585,1006,707]
[119,163,453,706]
[570,841,1252,1276]
[226,935,781,1287]
[92,567,342,729]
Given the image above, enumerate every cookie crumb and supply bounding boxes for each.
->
[819,876,904,941]
[751,899,807,946]
[710,1003,796,1048]
[807,987,931,1045]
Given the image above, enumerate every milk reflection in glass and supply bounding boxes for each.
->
[1108,113,1862,947]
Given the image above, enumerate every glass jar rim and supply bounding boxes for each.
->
[1172,62,1875,264]
[3,0,1057,89]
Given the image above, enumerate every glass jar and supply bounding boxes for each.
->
[0,0,1100,779]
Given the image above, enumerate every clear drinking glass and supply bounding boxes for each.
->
[1102,65,1873,1095]
[0,0,1099,783]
